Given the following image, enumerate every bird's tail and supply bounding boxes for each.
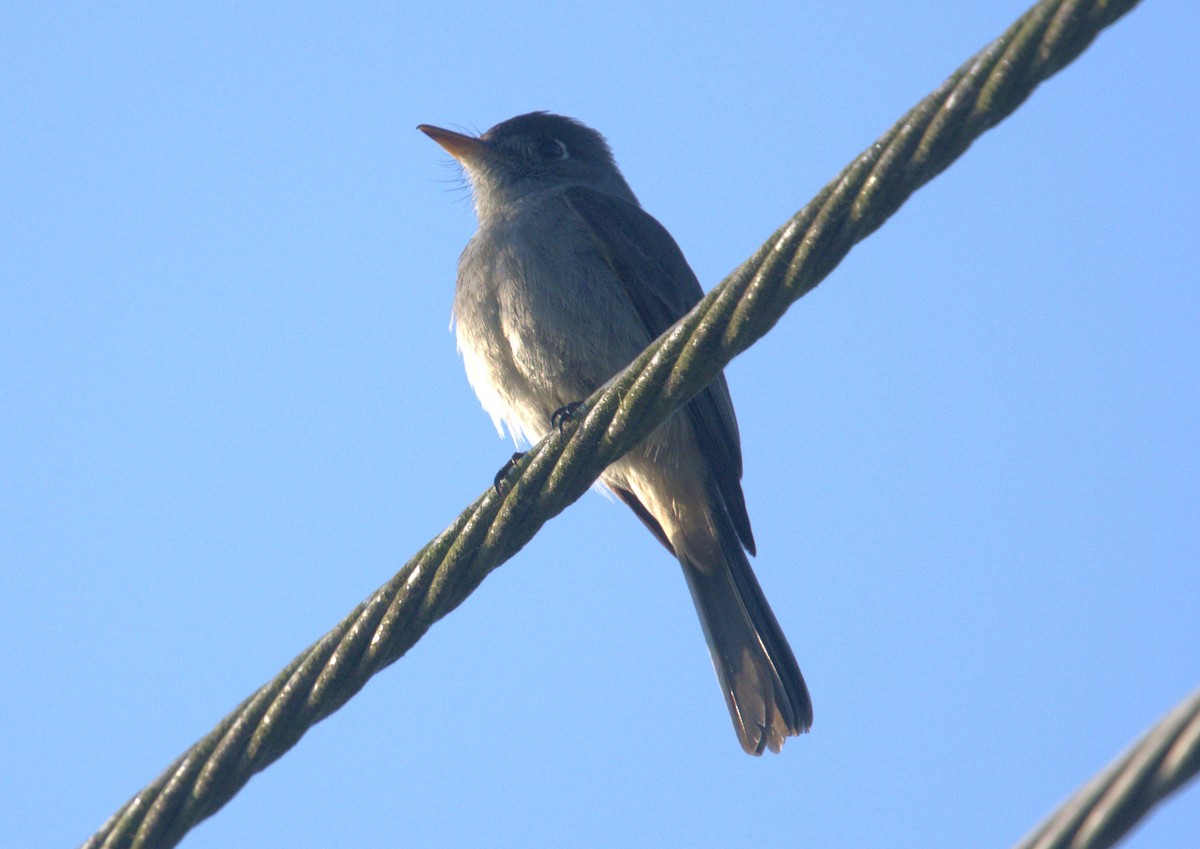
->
[677,501,813,755]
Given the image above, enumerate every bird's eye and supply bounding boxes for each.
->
[534,137,569,160]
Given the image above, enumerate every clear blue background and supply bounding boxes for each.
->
[3,2,1197,847]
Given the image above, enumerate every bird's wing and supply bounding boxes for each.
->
[561,186,755,554]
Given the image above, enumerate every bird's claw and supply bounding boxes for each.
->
[550,401,584,432]
[493,451,525,494]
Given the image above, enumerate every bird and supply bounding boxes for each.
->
[419,111,812,754]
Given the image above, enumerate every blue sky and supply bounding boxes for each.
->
[3,2,1197,847]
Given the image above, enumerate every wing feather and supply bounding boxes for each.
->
[561,187,755,553]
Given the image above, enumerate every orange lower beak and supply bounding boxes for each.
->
[417,125,489,163]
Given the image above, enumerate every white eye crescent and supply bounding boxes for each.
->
[534,137,569,160]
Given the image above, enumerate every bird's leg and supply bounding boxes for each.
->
[493,451,525,493]
[550,401,584,432]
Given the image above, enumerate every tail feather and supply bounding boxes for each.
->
[677,498,812,754]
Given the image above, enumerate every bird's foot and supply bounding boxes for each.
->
[493,451,525,494]
[550,401,584,432]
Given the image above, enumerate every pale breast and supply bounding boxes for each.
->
[453,190,650,444]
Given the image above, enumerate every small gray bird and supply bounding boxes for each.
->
[419,112,812,754]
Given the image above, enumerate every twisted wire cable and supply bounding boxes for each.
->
[1013,689,1200,849]
[83,1,1153,847]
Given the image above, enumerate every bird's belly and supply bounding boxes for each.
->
[454,226,648,443]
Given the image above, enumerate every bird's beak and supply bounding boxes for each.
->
[417,124,489,163]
